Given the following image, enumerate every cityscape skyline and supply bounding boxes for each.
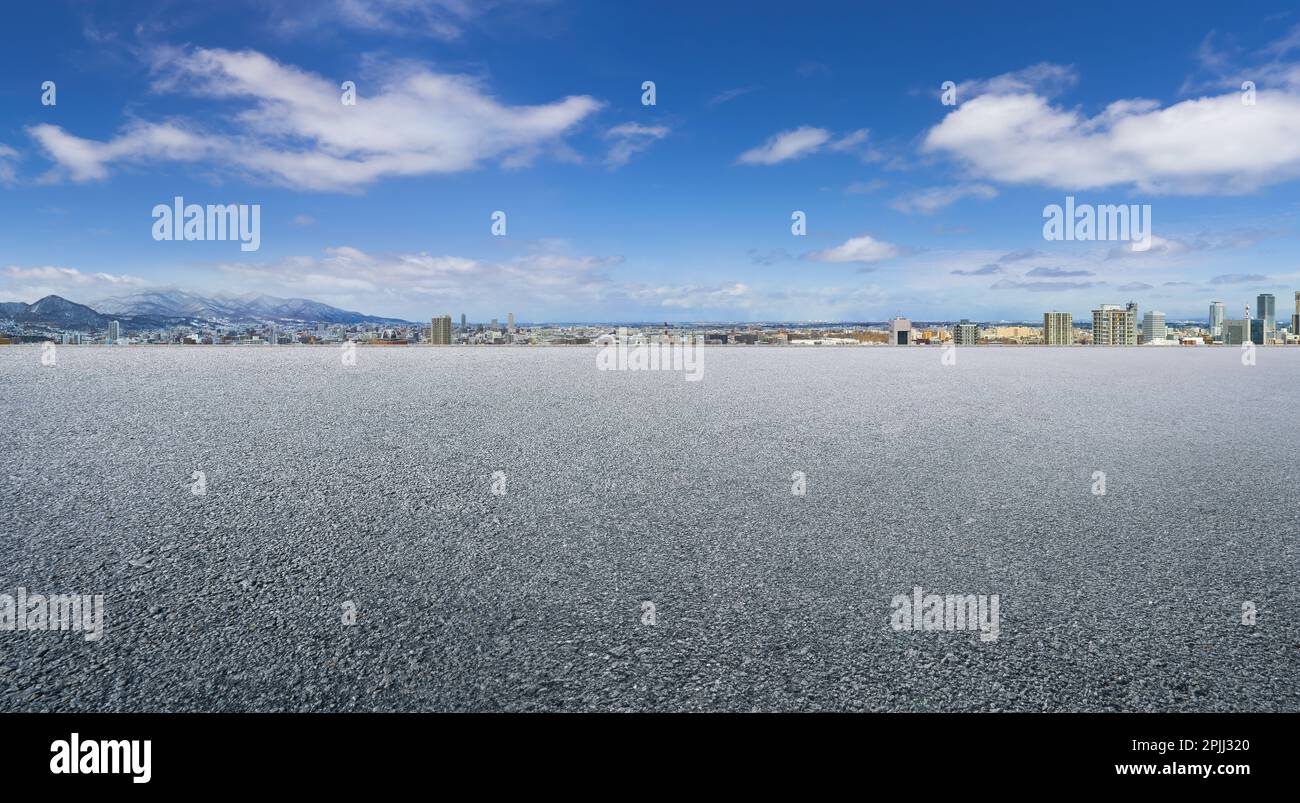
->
[7,287,1298,348]
[3,2,1300,322]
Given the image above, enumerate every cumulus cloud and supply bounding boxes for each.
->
[890,183,997,214]
[804,234,902,265]
[922,72,1300,194]
[28,47,603,190]
[1,265,146,302]
[603,122,669,167]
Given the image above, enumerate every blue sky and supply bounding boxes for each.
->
[2,0,1300,322]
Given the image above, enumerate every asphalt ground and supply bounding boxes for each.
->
[1,345,1297,711]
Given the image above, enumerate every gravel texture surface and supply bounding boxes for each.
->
[1,344,1297,711]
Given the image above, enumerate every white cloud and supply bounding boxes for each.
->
[625,282,754,309]
[211,245,624,313]
[737,126,831,165]
[267,0,488,41]
[0,144,19,185]
[603,122,669,167]
[739,126,880,165]
[1,265,146,302]
[29,47,603,190]
[954,63,1078,101]
[805,234,902,265]
[827,128,880,161]
[1106,234,1187,259]
[708,86,759,106]
[890,183,998,214]
[923,80,1300,194]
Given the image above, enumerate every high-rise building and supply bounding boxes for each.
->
[1209,301,1225,339]
[888,317,912,345]
[507,312,515,332]
[429,315,452,345]
[1222,318,1250,345]
[267,323,277,346]
[460,313,467,332]
[1141,311,1166,344]
[1256,293,1276,343]
[107,320,121,344]
[1091,304,1136,345]
[952,319,978,345]
[1292,291,1299,340]
[1043,311,1072,345]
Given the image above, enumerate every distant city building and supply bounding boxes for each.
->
[1250,317,1267,345]
[1222,318,1250,346]
[1257,293,1276,343]
[267,323,277,346]
[1209,301,1225,339]
[952,319,978,345]
[1043,311,1072,345]
[1141,311,1166,344]
[1292,291,1299,341]
[491,318,499,332]
[508,312,515,332]
[429,315,452,345]
[1091,304,1136,345]
[460,313,467,331]
[107,320,121,344]
[888,317,912,346]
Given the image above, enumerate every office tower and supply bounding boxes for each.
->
[1250,318,1266,345]
[508,313,515,332]
[1256,293,1276,343]
[888,317,912,345]
[953,319,978,345]
[429,315,452,345]
[1209,302,1225,339]
[267,323,277,346]
[1091,304,1136,345]
[460,313,467,332]
[1043,311,1072,345]
[1292,292,1299,341]
[491,318,498,332]
[108,320,121,344]
[1222,318,1250,345]
[1141,311,1166,344]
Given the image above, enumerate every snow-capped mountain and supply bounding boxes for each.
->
[92,289,409,325]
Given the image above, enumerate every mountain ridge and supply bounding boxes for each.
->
[1,290,412,331]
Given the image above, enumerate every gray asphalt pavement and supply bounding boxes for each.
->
[1,345,1297,711]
